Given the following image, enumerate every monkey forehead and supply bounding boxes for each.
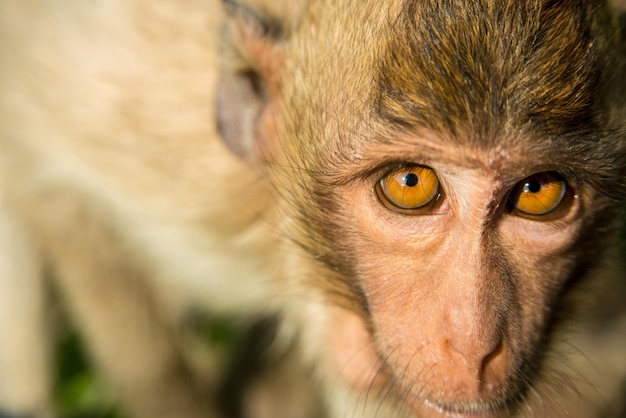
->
[373,0,609,142]
[285,0,614,146]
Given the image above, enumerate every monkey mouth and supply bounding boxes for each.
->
[420,394,518,418]
[398,362,530,418]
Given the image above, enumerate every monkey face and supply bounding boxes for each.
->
[320,138,594,416]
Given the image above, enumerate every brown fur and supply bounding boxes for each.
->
[1,0,625,417]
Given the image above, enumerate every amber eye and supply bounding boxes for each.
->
[508,172,569,217]
[377,165,440,211]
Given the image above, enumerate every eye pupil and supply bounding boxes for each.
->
[524,180,541,194]
[404,173,419,187]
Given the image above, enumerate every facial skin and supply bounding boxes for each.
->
[322,139,591,416]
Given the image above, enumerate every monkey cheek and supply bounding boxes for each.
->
[328,308,388,391]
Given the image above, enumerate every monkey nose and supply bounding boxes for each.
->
[430,332,509,398]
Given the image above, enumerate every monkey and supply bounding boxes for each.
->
[1,0,626,417]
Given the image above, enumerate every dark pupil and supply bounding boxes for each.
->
[524,180,541,193]
[404,173,419,187]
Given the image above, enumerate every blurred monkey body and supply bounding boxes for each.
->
[1,1,626,418]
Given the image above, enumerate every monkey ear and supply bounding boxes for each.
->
[216,0,286,162]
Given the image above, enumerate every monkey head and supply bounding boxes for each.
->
[218,0,626,416]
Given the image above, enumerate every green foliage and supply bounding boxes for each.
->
[53,315,241,418]
[54,331,123,418]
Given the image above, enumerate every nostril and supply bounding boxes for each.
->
[479,338,508,393]
[482,338,504,369]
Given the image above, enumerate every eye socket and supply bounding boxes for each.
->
[376,165,440,212]
[508,172,570,217]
